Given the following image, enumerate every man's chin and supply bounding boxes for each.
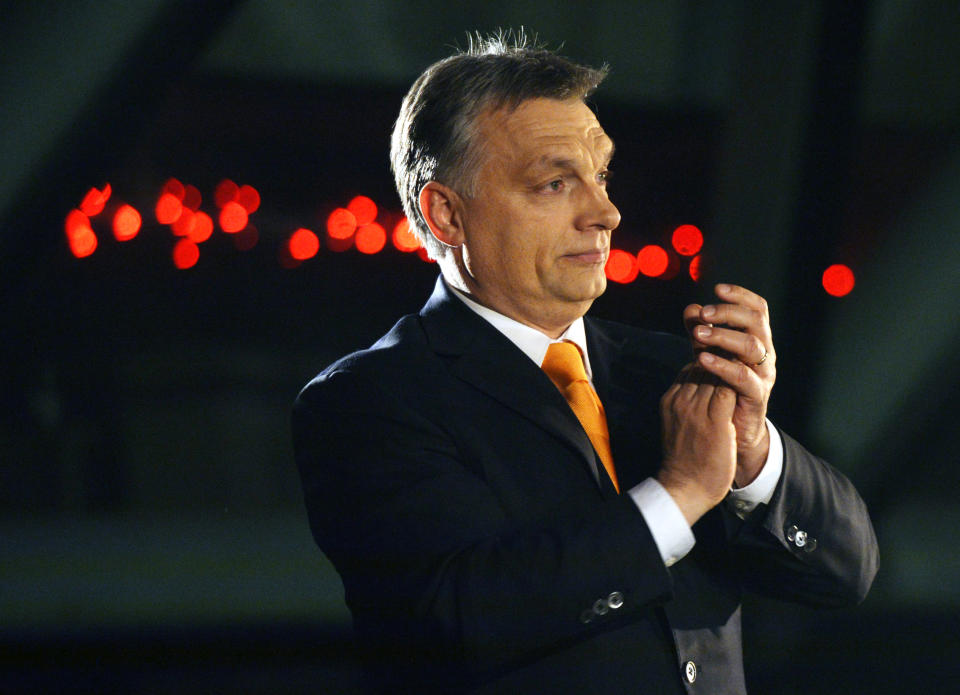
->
[556,276,607,309]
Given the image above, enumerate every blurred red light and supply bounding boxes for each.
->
[822,264,855,297]
[326,235,354,253]
[172,208,196,236]
[66,225,98,258]
[188,211,214,243]
[604,248,639,284]
[326,208,358,239]
[156,193,183,225]
[112,204,141,241]
[80,183,111,216]
[289,228,320,260]
[392,217,420,252]
[163,178,185,201]
[182,184,202,211]
[671,224,703,256]
[65,209,90,236]
[219,201,248,233]
[214,179,239,208]
[233,224,259,251]
[356,222,387,254]
[173,239,200,269]
[638,245,669,277]
[237,184,260,214]
[689,254,702,282]
[348,196,378,226]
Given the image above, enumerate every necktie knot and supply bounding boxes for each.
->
[541,341,589,391]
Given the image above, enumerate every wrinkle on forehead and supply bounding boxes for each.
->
[479,98,614,174]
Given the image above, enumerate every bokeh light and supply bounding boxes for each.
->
[671,224,703,256]
[326,208,358,240]
[348,196,378,226]
[689,254,702,282]
[172,239,200,269]
[214,179,239,208]
[392,217,420,252]
[237,185,260,214]
[822,264,855,297]
[155,193,183,225]
[188,211,214,243]
[172,208,197,237]
[219,201,248,233]
[355,222,387,254]
[605,248,639,284]
[65,209,90,237]
[289,228,320,260]
[233,225,259,251]
[182,184,202,211]
[162,178,185,201]
[112,204,141,241]
[637,245,669,277]
[65,210,97,258]
[80,183,111,217]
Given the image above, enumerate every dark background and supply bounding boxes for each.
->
[2,1,958,692]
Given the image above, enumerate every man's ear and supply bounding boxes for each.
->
[418,182,464,247]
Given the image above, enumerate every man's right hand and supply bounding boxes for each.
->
[657,365,738,526]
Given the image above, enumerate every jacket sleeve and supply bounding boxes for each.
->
[292,367,676,682]
[726,427,879,607]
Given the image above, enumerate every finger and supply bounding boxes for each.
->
[683,303,707,336]
[664,364,698,407]
[660,382,682,413]
[714,283,769,316]
[699,303,769,339]
[692,325,771,368]
[708,383,737,419]
[697,350,764,401]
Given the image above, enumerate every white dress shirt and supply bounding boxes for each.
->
[449,285,783,567]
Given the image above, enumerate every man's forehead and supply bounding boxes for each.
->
[480,98,614,160]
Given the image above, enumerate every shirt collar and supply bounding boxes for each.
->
[448,282,594,379]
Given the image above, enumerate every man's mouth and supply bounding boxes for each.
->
[563,248,608,264]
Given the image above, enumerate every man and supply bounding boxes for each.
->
[293,33,878,694]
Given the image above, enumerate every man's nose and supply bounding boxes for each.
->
[576,184,621,233]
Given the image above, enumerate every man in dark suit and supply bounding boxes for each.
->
[293,33,878,693]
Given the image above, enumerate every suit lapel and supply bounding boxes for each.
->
[420,278,608,493]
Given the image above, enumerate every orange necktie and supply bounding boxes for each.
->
[541,341,619,493]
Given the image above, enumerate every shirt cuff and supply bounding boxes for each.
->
[727,418,783,518]
[629,477,696,567]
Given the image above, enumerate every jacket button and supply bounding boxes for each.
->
[794,530,808,547]
[579,609,594,624]
[684,660,697,683]
[786,524,799,542]
[803,537,818,552]
[592,599,610,616]
[606,591,624,610]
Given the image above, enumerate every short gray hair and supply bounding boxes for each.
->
[390,29,609,260]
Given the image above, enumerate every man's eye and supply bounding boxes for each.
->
[598,170,613,185]
[546,179,564,192]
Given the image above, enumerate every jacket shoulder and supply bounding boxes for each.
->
[296,313,429,400]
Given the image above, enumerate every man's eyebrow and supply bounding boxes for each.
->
[529,141,616,173]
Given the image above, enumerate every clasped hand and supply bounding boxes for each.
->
[658,284,777,525]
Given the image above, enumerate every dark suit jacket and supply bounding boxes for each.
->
[293,277,878,694]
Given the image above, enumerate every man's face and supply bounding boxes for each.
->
[455,98,620,336]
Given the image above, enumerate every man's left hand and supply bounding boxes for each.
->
[683,283,776,486]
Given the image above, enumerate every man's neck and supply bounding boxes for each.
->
[440,268,585,340]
